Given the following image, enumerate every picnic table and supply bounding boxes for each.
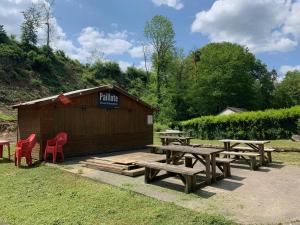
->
[219,139,270,166]
[159,135,193,146]
[0,140,11,160]
[156,145,224,184]
[156,130,184,137]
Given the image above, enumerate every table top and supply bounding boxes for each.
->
[159,135,193,140]
[156,131,184,135]
[219,139,270,144]
[156,145,223,155]
[0,140,10,144]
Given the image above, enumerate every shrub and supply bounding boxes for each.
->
[154,122,169,132]
[179,106,300,140]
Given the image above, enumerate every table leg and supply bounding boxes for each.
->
[205,155,211,185]
[211,153,217,183]
[166,150,171,164]
[258,144,265,166]
[223,142,228,151]
[0,145,3,158]
[7,143,10,160]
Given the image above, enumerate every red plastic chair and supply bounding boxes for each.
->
[44,132,67,163]
[15,134,37,167]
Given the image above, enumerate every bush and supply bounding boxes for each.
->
[154,122,169,132]
[179,106,300,140]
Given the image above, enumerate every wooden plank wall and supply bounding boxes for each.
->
[17,107,41,160]
[37,91,153,158]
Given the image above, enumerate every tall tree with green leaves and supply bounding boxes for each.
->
[186,42,261,116]
[144,15,175,108]
[273,70,300,108]
[21,6,41,48]
[0,25,9,44]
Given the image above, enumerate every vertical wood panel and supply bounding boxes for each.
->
[19,89,154,159]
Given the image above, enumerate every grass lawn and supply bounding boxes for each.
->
[0,161,236,225]
[154,134,300,149]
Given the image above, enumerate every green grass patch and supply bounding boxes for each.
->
[272,152,300,166]
[0,162,236,225]
[0,112,15,122]
[154,133,300,149]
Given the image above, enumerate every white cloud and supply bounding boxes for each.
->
[0,0,33,36]
[152,0,183,10]
[117,60,153,72]
[0,0,152,67]
[129,46,144,58]
[280,65,300,75]
[118,60,133,72]
[283,1,300,38]
[191,0,300,53]
[77,27,132,56]
[129,44,154,58]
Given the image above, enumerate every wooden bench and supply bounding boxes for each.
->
[185,155,233,178]
[146,145,164,153]
[220,151,260,170]
[216,157,234,177]
[137,161,202,193]
[232,146,275,162]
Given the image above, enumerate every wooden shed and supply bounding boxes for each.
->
[13,85,155,160]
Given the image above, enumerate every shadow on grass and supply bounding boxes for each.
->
[0,158,11,164]
[14,160,43,169]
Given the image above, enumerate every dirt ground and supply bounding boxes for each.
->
[53,155,300,225]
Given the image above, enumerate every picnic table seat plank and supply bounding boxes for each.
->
[138,161,202,193]
[137,161,202,176]
[232,146,275,162]
[220,151,259,170]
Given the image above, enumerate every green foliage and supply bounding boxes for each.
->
[273,70,300,108]
[0,112,15,122]
[154,122,169,132]
[21,6,41,49]
[185,43,270,116]
[179,106,300,140]
[0,25,10,44]
[145,15,175,111]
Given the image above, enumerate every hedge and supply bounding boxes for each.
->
[178,106,300,140]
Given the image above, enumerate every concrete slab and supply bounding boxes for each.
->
[55,157,300,225]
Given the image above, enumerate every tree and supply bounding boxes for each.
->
[186,42,260,116]
[37,0,55,49]
[21,6,41,48]
[144,15,175,108]
[273,70,300,108]
[0,25,9,44]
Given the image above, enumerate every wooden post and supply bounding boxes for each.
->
[205,155,211,185]
[258,144,265,166]
[250,157,257,170]
[185,175,193,193]
[267,151,272,163]
[211,153,217,183]
[166,150,171,164]
[185,156,193,168]
[144,167,150,183]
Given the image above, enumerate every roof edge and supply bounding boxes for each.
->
[12,84,157,111]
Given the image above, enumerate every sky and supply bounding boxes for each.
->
[1,0,300,77]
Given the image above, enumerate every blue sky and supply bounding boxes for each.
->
[1,0,300,76]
